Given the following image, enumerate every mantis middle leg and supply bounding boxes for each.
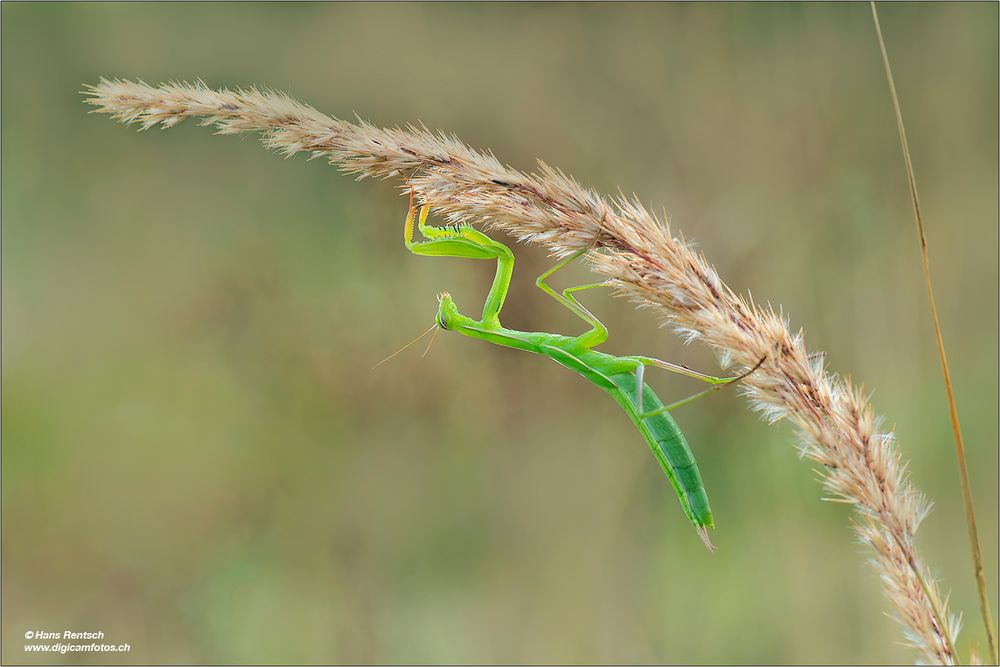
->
[535,248,610,348]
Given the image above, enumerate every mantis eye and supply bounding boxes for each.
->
[436,313,448,330]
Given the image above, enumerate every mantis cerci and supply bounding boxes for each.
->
[395,193,763,550]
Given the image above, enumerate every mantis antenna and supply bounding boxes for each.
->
[373,322,438,369]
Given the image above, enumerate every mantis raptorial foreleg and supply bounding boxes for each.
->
[403,192,514,324]
[535,248,610,349]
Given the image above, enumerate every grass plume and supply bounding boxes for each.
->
[84,77,961,664]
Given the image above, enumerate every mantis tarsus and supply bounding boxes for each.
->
[399,193,762,550]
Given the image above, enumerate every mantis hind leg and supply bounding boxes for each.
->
[634,356,765,418]
[535,248,610,348]
[637,356,737,385]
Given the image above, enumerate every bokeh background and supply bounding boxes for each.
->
[3,3,996,664]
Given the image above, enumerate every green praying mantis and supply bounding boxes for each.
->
[393,193,763,550]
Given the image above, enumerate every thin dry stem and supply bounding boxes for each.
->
[84,77,961,664]
[871,4,996,663]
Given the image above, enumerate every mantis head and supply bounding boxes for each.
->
[435,292,462,330]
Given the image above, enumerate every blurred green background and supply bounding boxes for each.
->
[2,2,996,664]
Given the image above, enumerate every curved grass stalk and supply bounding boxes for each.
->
[871,4,996,663]
[84,78,961,664]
